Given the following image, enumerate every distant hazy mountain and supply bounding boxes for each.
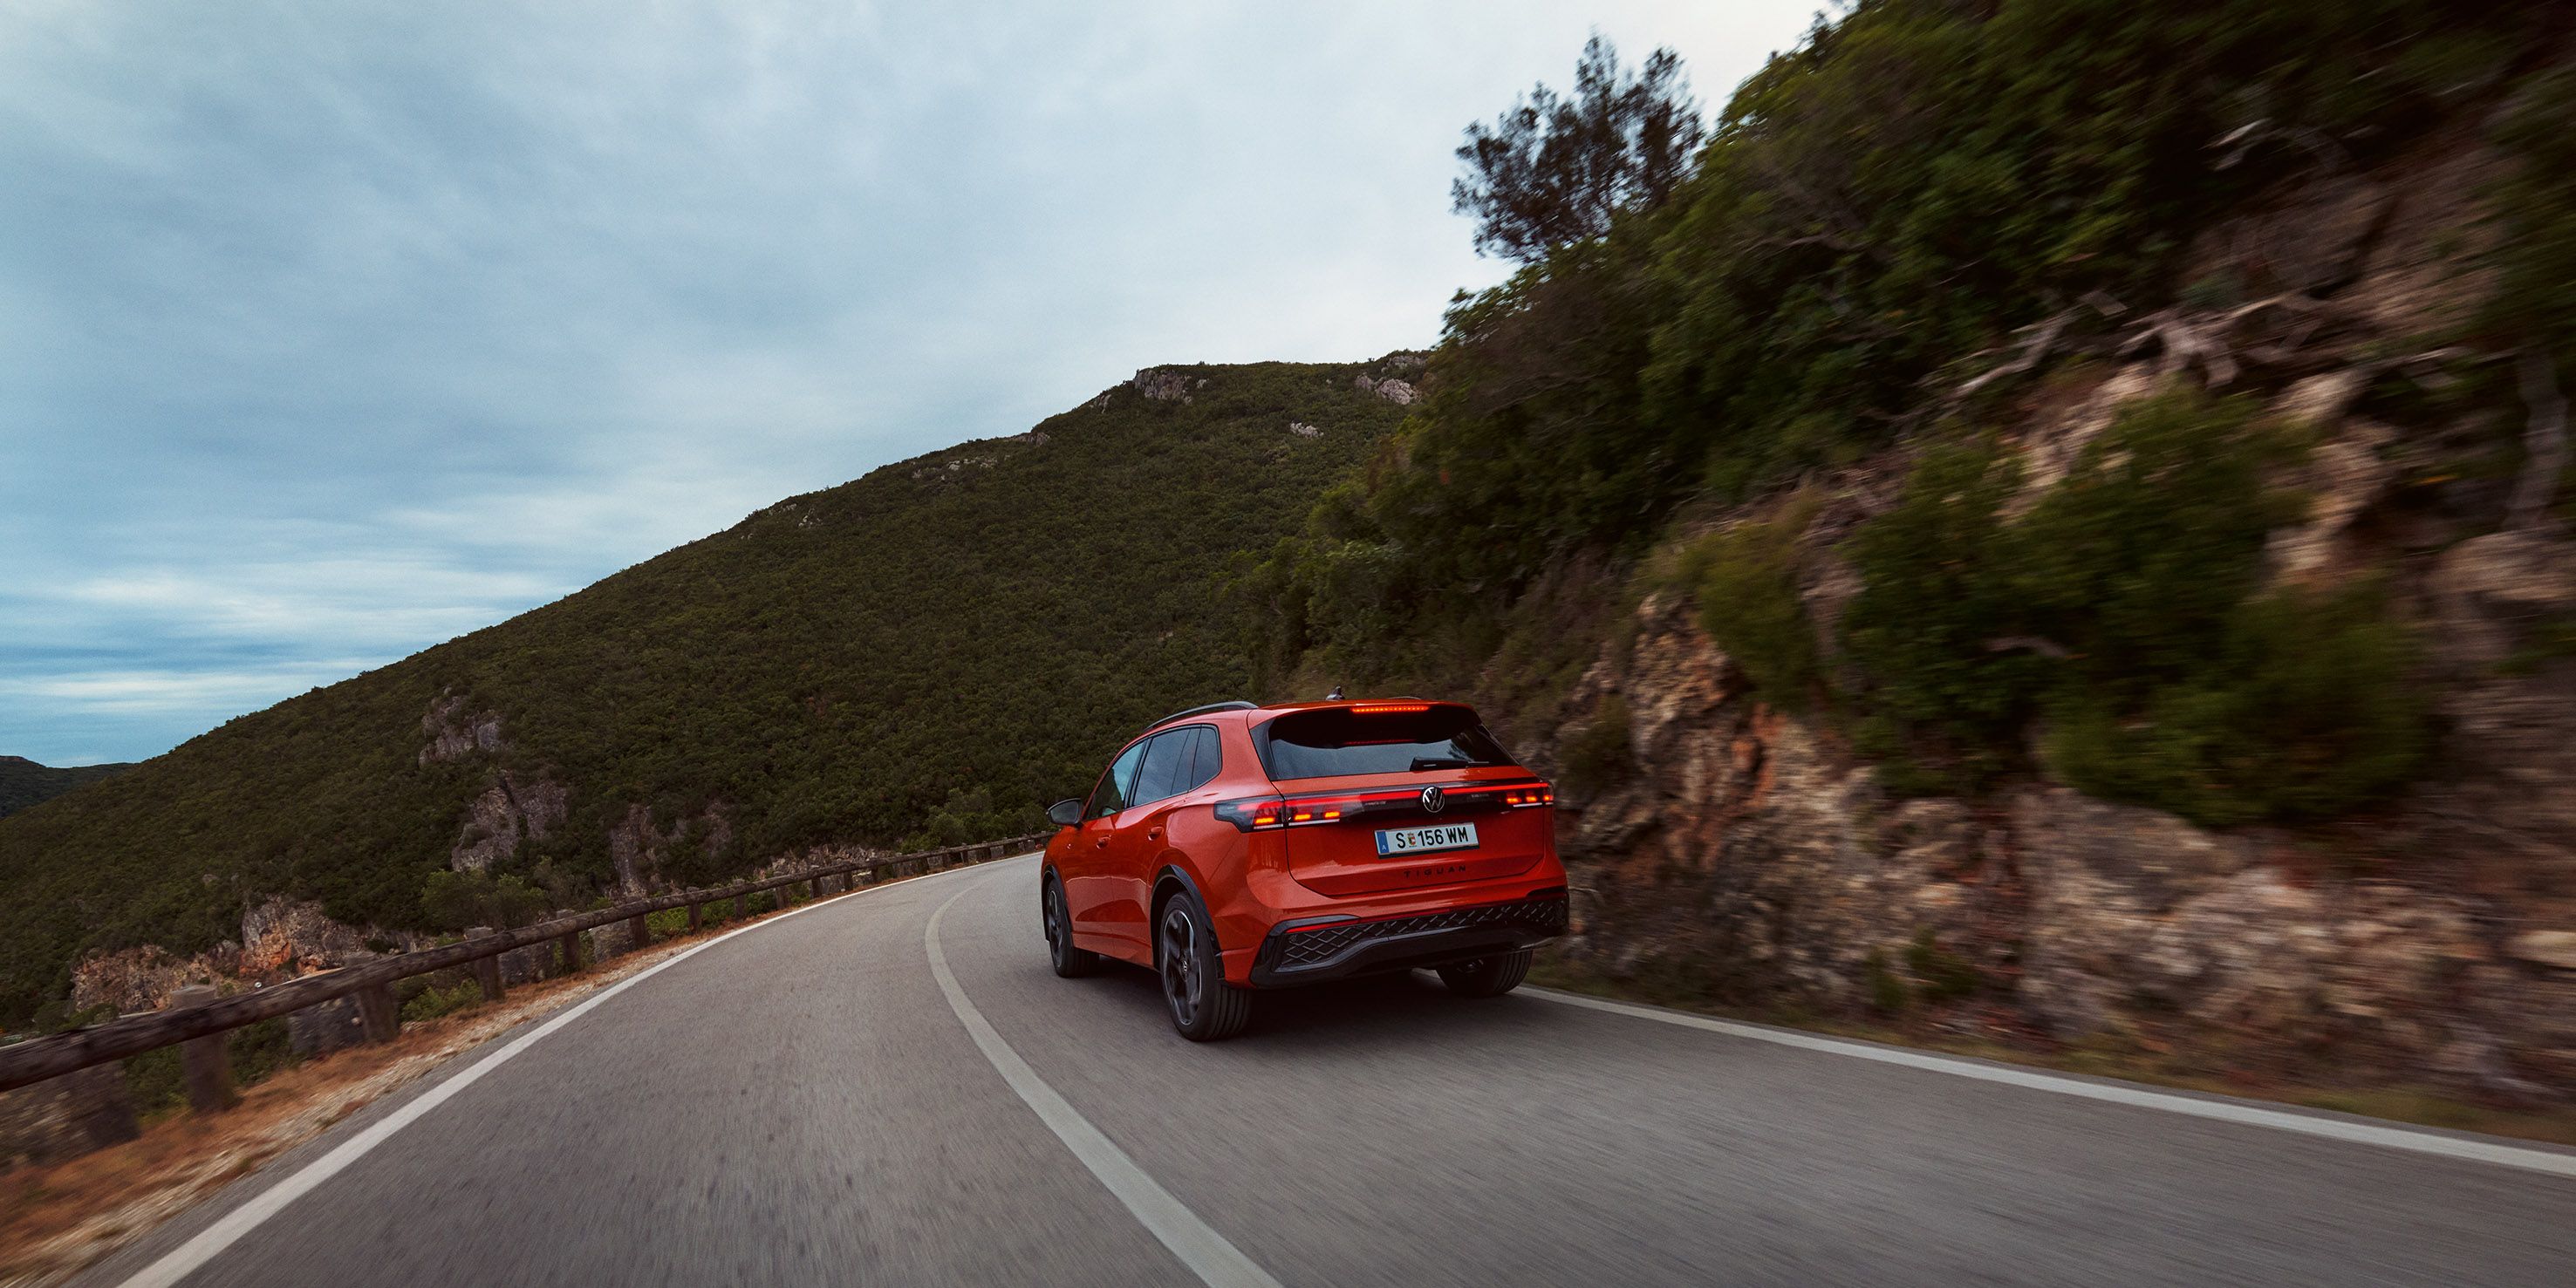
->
[0,756,131,820]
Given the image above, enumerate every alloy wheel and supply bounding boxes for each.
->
[1159,903,1200,1026]
[1045,883,1069,967]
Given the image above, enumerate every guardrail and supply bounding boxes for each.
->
[0,834,1049,1103]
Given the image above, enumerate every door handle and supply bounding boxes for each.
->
[1148,828,1163,841]
[1095,838,1110,849]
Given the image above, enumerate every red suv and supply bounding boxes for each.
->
[1040,699,1568,1039]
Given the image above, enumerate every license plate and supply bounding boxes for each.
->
[1375,821,1479,857]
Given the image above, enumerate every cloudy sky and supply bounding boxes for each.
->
[0,0,1818,766]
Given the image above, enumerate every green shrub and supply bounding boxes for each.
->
[121,1046,184,1120]
[1558,697,1634,797]
[1838,436,2044,792]
[1685,496,1825,709]
[1836,388,2419,822]
[1863,949,1910,1014]
[2042,584,2425,826]
[2012,392,2306,705]
[2487,65,2576,367]
[400,978,482,1025]
[120,1015,298,1118]
[420,869,549,931]
[1904,930,1979,1003]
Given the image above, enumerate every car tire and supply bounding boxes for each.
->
[1156,889,1250,1041]
[1042,873,1101,978]
[1437,948,1534,998]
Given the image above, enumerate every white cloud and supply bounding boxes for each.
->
[0,0,1820,763]
[0,662,384,717]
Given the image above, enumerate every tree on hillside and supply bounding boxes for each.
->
[1452,34,1704,262]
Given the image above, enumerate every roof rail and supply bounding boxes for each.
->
[1142,700,1258,733]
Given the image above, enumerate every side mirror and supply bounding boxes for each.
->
[1047,798,1084,828]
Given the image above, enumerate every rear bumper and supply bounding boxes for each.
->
[1247,889,1568,988]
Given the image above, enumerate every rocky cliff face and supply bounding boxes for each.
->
[1548,588,2573,1100]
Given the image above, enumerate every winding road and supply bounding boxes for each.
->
[73,854,2576,1287]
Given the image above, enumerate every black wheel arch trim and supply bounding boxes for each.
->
[1151,863,1218,955]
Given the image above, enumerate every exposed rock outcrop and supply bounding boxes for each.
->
[1553,583,2576,1098]
[239,896,392,978]
[450,772,568,872]
[67,944,226,1017]
[420,693,502,766]
[1355,373,1418,405]
[606,802,733,897]
[1132,367,1195,401]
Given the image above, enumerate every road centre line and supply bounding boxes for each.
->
[925,875,1284,1288]
[115,859,1014,1288]
[1530,987,2576,1180]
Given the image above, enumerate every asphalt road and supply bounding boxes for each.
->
[76,854,2576,1287]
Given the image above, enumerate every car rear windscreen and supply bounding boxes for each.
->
[1258,705,1516,780]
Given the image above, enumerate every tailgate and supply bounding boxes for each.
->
[1276,775,1553,897]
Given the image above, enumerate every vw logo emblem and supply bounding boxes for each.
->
[1420,786,1445,814]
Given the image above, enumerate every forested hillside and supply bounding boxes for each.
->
[0,359,1414,1024]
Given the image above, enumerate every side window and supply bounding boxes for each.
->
[1131,730,1189,808]
[1087,740,1148,819]
[1181,726,1223,793]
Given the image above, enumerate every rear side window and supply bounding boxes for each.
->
[1180,726,1223,793]
[1131,730,1192,806]
[1258,706,1515,780]
[1124,726,1225,808]
[1087,739,1149,819]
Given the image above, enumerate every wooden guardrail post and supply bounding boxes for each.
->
[467,928,505,1002]
[171,985,238,1113]
[625,910,651,954]
[356,982,400,1044]
[557,927,584,976]
[734,890,749,920]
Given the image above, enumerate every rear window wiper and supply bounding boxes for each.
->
[1409,756,1474,772]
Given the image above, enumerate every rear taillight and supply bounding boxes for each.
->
[1499,785,1555,808]
[1216,794,1376,831]
[1286,796,1363,824]
[1215,796,1288,831]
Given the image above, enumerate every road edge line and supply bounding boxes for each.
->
[925,871,1284,1288]
[1528,986,2576,1180]
[114,857,1024,1288]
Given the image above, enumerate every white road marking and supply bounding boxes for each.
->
[115,861,1011,1288]
[1532,987,2576,1180]
[926,876,1284,1288]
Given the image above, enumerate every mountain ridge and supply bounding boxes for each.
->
[0,757,132,821]
[0,357,1419,1025]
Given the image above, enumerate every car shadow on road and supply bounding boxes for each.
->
[1082,959,1549,1047]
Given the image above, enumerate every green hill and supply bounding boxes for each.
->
[0,358,1415,1025]
[0,758,131,820]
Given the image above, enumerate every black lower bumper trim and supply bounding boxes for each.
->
[1249,891,1568,988]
